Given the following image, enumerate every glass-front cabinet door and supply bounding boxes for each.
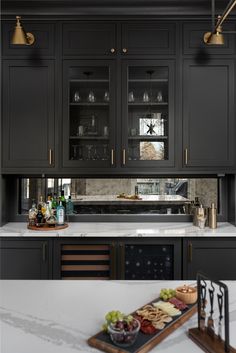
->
[63,60,116,168]
[121,60,175,168]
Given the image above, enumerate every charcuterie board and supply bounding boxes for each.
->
[88,296,197,353]
[27,223,68,231]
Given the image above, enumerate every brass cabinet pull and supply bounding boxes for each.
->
[188,242,193,263]
[110,242,116,279]
[184,148,188,165]
[122,149,126,165]
[42,242,47,263]
[111,149,114,165]
[110,48,116,53]
[122,48,128,53]
[49,149,53,165]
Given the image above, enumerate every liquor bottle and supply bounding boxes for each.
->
[28,199,37,226]
[47,193,52,209]
[38,196,46,216]
[36,205,44,227]
[51,193,58,215]
[45,201,51,219]
[66,196,74,215]
[60,190,66,209]
[56,201,65,225]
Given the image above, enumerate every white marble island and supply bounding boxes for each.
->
[0,280,236,353]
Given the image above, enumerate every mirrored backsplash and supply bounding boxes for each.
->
[20,178,218,215]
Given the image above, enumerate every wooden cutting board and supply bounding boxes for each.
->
[88,298,197,353]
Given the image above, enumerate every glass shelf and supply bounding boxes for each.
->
[70,136,109,140]
[128,102,168,106]
[128,136,168,140]
[70,102,109,106]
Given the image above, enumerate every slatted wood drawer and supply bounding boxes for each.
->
[61,244,114,280]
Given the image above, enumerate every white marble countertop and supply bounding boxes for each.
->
[0,280,236,353]
[0,222,236,237]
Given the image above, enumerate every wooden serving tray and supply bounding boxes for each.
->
[27,223,68,231]
[88,297,197,353]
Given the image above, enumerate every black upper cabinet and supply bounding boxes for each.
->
[2,22,55,57]
[183,59,234,169]
[121,22,176,55]
[183,22,235,55]
[62,22,117,56]
[62,60,116,168]
[121,60,175,169]
[2,60,55,170]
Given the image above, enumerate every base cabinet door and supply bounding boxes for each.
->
[183,239,236,280]
[0,239,51,279]
[117,239,181,280]
[53,240,116,279]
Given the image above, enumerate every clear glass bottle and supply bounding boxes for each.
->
[45,201,51,219]
[51,193,58,215]
[28,199,37,226]
[56,201,65,225]
[38,196,46,216]
[60,190,66,209]
[66,196,74,215]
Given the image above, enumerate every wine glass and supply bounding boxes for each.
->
[71,145,78,160]
[88,91,96,103]
[73,91,81,102]
[102,144,108,160]
[104,91,110,102]
[143,91,150,102]
[86,145,93,160]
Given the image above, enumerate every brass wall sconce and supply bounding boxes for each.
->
[11,16,35,45]
[204,0,236,45]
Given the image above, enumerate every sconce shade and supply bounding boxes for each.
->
[204,30,225,45]
[11,16,35,45]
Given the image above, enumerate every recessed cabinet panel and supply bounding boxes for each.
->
[0,240,50,279]
[183,239,236,280]
[183,59,234,168]
[63,23,116,56]
[183,22,235,55]
[121,22,175,55]
[2,60,55,169]
[122,60,175,168]
[2,22,55,56]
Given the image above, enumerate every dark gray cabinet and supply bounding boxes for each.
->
[2,60,55,171]
[62,59,117,168]
[62,22,116,56]
[183,238,236,280]
[121,59,175,169]
[121,22,176,55]
[0,239,51,279]
[183,59,234,169]
[183,22,235,55]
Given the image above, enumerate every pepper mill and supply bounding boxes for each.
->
[209,202,217,229]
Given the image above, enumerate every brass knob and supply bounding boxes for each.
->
[122,48,128,53]
[110,48,115,53]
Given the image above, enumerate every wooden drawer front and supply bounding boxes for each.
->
[121,22,175,55]
[2,22,55,56]
[61,245,111,279]
[63,23,116,55]
[183,22,235,55]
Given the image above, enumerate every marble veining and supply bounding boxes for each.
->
[0,280,236,353]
